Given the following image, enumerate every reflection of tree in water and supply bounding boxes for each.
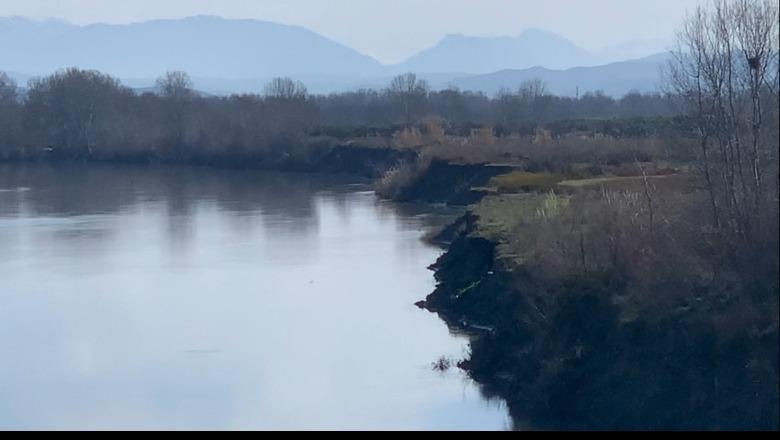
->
[4,163,345,208]
[375,197,464,235]
[152,166,353,241]
[0,163,141,217]
[0,163,464,264]
[0,187,24,217]
[0,162,370,251]
[160,169,197,254]
[314,188,372,232]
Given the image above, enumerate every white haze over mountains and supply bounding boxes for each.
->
[0,15,673,97]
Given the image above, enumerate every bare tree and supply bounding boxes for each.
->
[666,0,779,241]
[518,78,551,123]
[261,78,317,155]
[667,5,723,227]
[156,71,195,148]
[0,72,20,154]
[25,68,128,154]
[0,72,17,103]
[518,78,548,101]
[264,77,308,100]
[156,71,194,100]
[496,87,521,126]
[733,0,780,222]
[388,73,429,125]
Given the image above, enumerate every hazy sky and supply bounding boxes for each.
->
[0,0,707,64]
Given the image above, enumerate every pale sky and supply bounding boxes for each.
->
[0,0,708,64]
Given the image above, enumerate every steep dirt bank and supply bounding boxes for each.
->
[419,209,780,431]
[394,161,514,206]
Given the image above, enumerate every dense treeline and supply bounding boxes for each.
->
[0,68,679,164]
[0,70,319,164]
[314,76,678,131]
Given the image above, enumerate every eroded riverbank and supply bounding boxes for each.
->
[418,194,780,430]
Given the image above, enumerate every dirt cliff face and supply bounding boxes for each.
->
[394,161,514,206]
[311,144,418,178]
[421,211,780,431]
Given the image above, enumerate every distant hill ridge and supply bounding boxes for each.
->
[449,53,671,97]
[393,28,598,74]
[0,15,384,78]
[1,16,671,97]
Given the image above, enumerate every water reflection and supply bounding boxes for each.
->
[0,163,509,430]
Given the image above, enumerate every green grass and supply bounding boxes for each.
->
[470,193,556,266]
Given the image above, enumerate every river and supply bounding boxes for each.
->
[0,163,510,430]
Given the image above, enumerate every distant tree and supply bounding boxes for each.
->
[389,72,429,97]
[388,73,429,125]
[155,71,195,148]
[518,78,548,101]
[156,71,194,100]
[25,68,129,154]
[0,72,17,103]
[0,72,20,154]
[666,0,779,238]
[496,87,521,127]
[264,77,308,100]
[516,79,552,124]
[578,91,616,118]
[429,87,472,126]
[261,78,316,156]
[619,91,648,117]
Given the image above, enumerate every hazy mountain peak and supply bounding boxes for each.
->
[517,28,581,46]
[439,33,470,42]
[0,15,383,79]
[180,14,229,22]
[394,28,594,74]
[518,27,564,39]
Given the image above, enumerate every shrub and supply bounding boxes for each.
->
[374,155,432,199]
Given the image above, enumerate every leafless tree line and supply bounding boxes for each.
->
[667,0,779,245]
[0,66,681,162]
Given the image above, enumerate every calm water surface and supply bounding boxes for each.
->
[0,163,510,430]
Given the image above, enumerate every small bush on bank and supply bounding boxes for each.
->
[374,155,432,199]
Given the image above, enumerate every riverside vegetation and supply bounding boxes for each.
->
[0,0,778,430]
[422,0,779,430]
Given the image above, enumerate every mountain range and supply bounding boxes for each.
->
[0,15,383,78]
[0,15,672,97]
[450,53,670,97]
